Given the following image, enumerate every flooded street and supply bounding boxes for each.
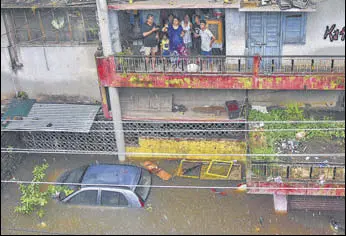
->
[1,154,345,235]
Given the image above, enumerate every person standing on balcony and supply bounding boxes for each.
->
[166,17,184,52]
[192,15,202,55]
[181,14,193,53]
[142,14,160,70]
[199,20,216,70]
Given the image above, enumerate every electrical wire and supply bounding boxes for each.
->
[1,149,117,155]
[2,119,345,124]
[1,180,345,190]
[1,128,344,132]
[1,148,344,157]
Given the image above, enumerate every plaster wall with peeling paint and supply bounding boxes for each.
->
[283,0,345,56]
[1,15,100,102]
[226,0,345,57]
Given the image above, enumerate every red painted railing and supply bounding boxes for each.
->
[95,55,345,90]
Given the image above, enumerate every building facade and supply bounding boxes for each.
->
[97,0,345,120]
[1,0,345,212]
[1,0,100,101]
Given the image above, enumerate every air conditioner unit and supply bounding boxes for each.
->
[291,0,310,9]
[277,0,292,10]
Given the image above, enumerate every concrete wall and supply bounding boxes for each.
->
[119,88,342,110]
[248,90,343,108]
[15,46,100,100]
[119,88,246,111]
[1,15,101,102]
[225,9,247,56]
[225,0,345,56]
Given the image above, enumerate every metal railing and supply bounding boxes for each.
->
[260,55,346,74]
[114,55,345,75]
[115,55,251,74]
[250,162,345,183]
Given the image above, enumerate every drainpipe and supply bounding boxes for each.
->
[2,13,21,97]
[96,0,126,162]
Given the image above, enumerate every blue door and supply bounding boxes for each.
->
[247,12,282,72]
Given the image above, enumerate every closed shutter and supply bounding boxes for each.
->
[282,13,307,44]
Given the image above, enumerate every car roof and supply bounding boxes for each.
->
[81,164,141,191]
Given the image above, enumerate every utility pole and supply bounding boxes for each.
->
[96,0,126,162]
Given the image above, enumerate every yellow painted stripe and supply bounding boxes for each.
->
[126,138,247,161]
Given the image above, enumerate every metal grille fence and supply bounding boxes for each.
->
[2,120,246,153]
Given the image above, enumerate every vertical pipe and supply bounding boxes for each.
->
[238,58,241,72]
[311,59,315,72]
[253,54,261,77]
[291,59,294,73]
[2,13,19,96]
[80,9,88,43]
[37,10,46,41]
[245,89,251,183]
[66,10,73,41]
[23,10,32,41]
[96,0,125,162]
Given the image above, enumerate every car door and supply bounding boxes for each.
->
[64,189,99,206]
[100,190,131,208]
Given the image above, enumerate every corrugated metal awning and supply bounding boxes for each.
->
[5,103,100,133]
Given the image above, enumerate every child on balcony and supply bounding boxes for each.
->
[161,33,170,66]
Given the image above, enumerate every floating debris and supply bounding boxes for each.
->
[295,131,306,140]
[37,222,47,228]
[259,216,264,227]
[255,226,261,232]
[235,183,247,192]
[329,218,345,234]
[141,161,172,181]
[145,204,153,213]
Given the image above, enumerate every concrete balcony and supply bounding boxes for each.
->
[96,55,345,90]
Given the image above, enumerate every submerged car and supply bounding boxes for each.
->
[55,164,152,208]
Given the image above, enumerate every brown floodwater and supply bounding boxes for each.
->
[1,154,344,235]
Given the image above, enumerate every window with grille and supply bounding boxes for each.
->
[7,8,99,45]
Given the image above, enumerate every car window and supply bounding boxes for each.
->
[135,169,151,202]
[101,191,128,207]
[67,190,98,205]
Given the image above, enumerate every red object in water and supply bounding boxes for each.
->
[225,100,241,119]
[226,101,239,112]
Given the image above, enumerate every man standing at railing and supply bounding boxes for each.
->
[199,20,216,71]
[142,14,160,71]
